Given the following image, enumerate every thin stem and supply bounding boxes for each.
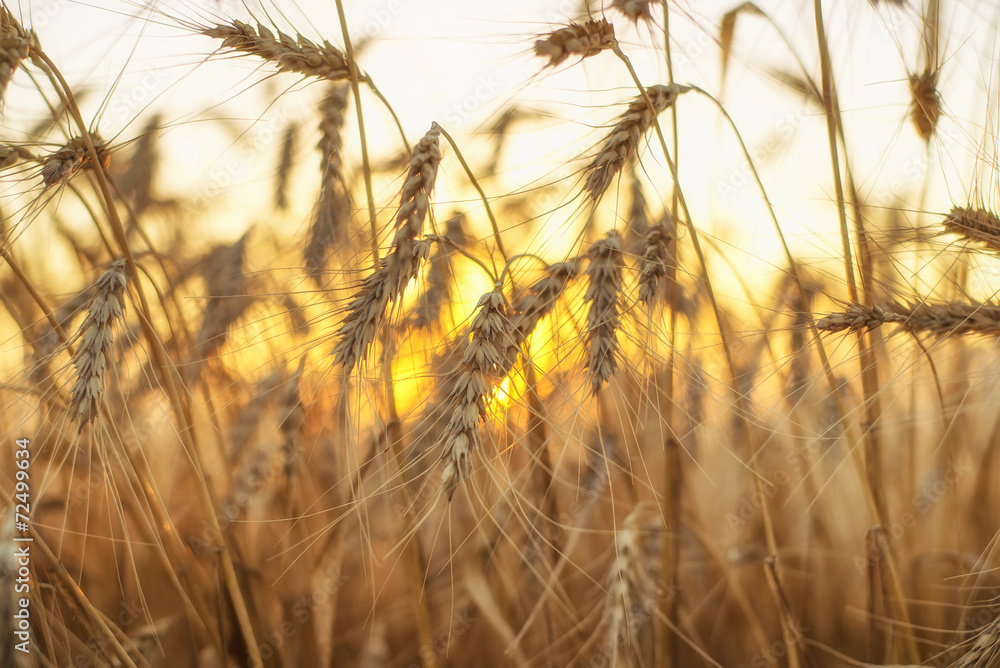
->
[812,2,917,662]
[33,50,264,668]
[333,0,380,262]
[612,41,805,668]
[438,125,509,263]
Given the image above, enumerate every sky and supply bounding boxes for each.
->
[5,0,1000,292]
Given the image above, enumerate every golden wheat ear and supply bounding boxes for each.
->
[332,122,441,374]
[941,206,1000,253]
[306,84,351,280]
[534,19,615,68]
[584,84,688,201]
[0,7,31,106]
[41,134,111,189]
[440,285,512,500]
[202,20,352,81]
[584,230,624,395]
[69,259,127,431]
[610,0,658,23]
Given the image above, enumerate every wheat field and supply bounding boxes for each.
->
[2,0,1000,666]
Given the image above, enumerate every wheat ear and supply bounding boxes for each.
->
[274,122,298,210]
[610,0,657,23]
[195,231,252,362]
[534,19,615,67]
[202,20,352,81]
[953,614,1000,667]
[412,213,466,330]
[69,259,127,430]
[0,7,31,104]
[584,84,687,200]
[601,507,656,666]
[909,67,940,140]
[815,303,905,333]
[332,122,441,373]
[611,0,659,23]
[306,84,351,278]
[941,206,1000,252]
[440,285,512,500]
[501,260,580,374]
[42,133,111,189]
[637,221,673,306]
[817,301,1000,338]
[585,231,624,394]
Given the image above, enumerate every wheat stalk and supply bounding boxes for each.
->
[41,133,111,189]
[69,259,127,430]
[440,285,512,500]
[585,231,624,395]
[534,19,615,68]
[332,122,441,374]
[584,84,687,200]
[202,20,353,82]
